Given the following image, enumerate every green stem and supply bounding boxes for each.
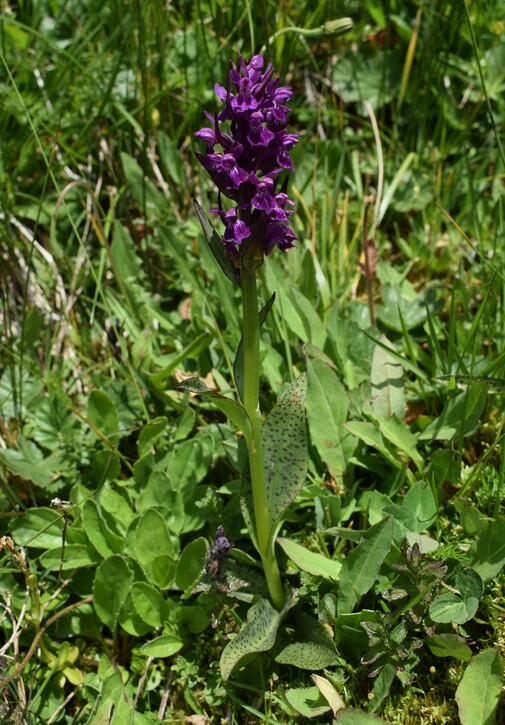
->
[241,270,285,610]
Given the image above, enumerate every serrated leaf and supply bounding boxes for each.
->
[0,438,67,491]
[93,555,133,631]
[220,597,280,680]
[455,648,503,725]
[277,537,342,580]
[337,516,394,615]
[370,336,405,419]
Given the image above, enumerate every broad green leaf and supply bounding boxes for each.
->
[110,218,145,283]
[277,537,342,580]
[88,671,133,725]
[405,532,439,553]
[264,264,310,343]
[10,507,63,549]
[284,686,331,718]
[133,509,176,578]
[131,582,167,627]
[136,471,174,511]
[370,336,405,419]
[331,47,402,112]
[91,449,121,483]
[456,567,484,600]
[454,499,486,535]
[40,543,101,570]
[344,421,402,469]
[176,377,252,442]
[306,355,355,480]
[176,605,211,634]
[418,384,487,441]
[87,390,120,444]
[468,518,505,580]
[175,537,207,597]
[242,376,308,546]
[426,634,472,661]
[140,634,184,658]
[118,592,153,637]
[401,480,437,532]
[273,613,337,669]
[429,592,478,625]
[93,555,133,630]
[377,416,423,471]
[455,649,503,725]
[334,611,379,662]
[146,553,176,590]
[82,499,123,557]
[289,287,326,350]
[262,373,308,529]
[428,449,461,489]
[376,281,442,331]
[98,484,134,534]
[220,597,280,680]
[370,663,396,711]
[137,417,168,457]
[337,516,394,615]
[165,431,217,491]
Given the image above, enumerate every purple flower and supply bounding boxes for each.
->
[211,207,251,246]
[195,55,298,261]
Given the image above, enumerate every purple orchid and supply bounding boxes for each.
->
[195,54,298,261]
